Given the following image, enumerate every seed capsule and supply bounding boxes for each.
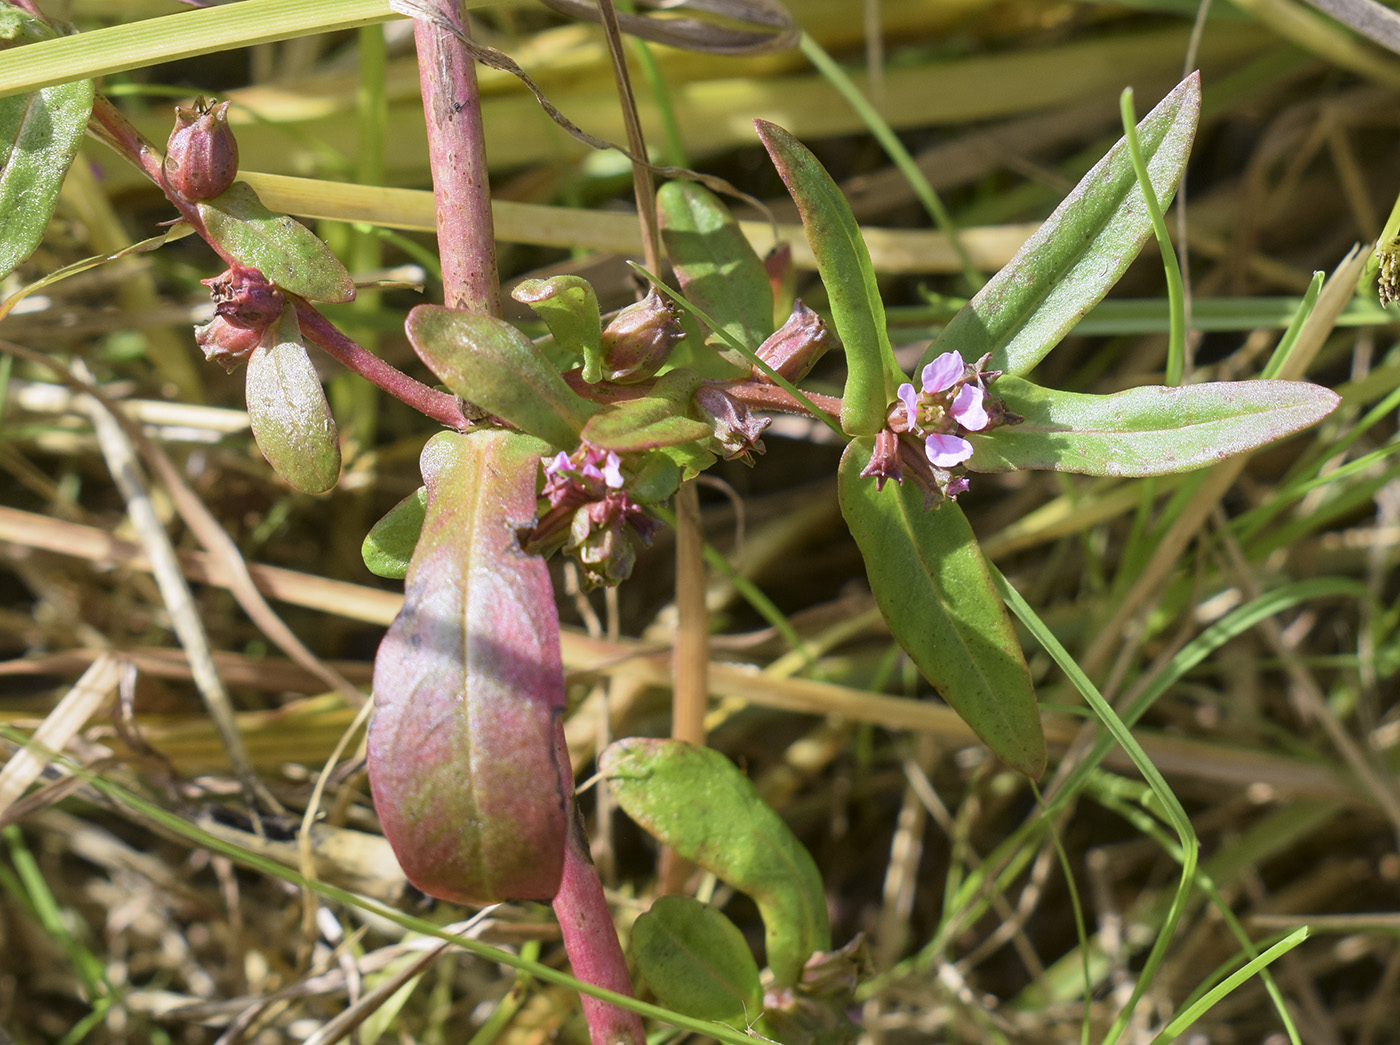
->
[165,99,239,202]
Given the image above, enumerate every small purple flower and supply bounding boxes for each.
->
[523,443,654,587]
[866,349,1013,508]
[950,382,989,432]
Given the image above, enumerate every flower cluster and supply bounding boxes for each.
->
[861,349,1015,507]
[518,444,658,589]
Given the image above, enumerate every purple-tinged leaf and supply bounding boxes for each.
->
[406,304,597,451]
[602,738,830,987]
[244,308,340,495]
[838,438,1045,778]
[929,73,1201,378]
[198,182,355,303]
[368,429,570,905]
[755,119,903,437]
[968,376,1341,476]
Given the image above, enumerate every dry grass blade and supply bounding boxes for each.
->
[0,653,120,823]
[535,0,800,54]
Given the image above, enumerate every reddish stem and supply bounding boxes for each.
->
[555,815,647,1045]
[292,301,467,429]
[409,5,643,1042]
[413,3,500,315]
[88,97,469,427]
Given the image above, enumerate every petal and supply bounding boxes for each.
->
[925,432,974,468]
[920,351,964,393]
[896,382,920,429]
[543,451,572,477]
[602,452,624,489]
[950,384,989,431]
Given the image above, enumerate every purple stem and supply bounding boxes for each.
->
[89,97,471,428]
[413,3,500,315]
[410,6,643,1042]
[293,301,467,429]
[555,815,647,1044]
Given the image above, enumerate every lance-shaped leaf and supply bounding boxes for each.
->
[968,376,1341,476]
[198,182,355,303]
[755,119,902,437]
[368,430,570,905]
[245,307,340,495]
[658,180,774,349]
[361,486,427,580]
[512,275,603,379]
[632,895,763,1023]
[406,304,597,451]
[602,738,830,987]
[929,73,1201,378]
[580,370,711,452]
[0,10,94,280]
[838,439,1045,778]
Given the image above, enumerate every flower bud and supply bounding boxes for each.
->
[165,99,238,202]
[194,315,261,371]
[599,288,683,383]
[203,263,284,329]
[753,299,831,383]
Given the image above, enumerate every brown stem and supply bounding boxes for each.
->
[596,0,661,275]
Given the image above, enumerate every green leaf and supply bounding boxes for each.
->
[629,452,682,504]
[0,9,94,280]
[582,400,712,452]
[928,73,1201,378]
[602,738,830,986]
[968,376,1342,476]
[244,308,340,495]
[512,275,603,380]
[367,429,569,906]
[198,181,355,303]
[632,895,763,1023]
[755,119,902,437]
[361,486,427,579]
[580,370,710,452]
[405,304,597,451]
[657,180,774,350]
[838,439,1044,778]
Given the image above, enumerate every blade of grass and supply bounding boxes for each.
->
[798,32,980,292]
[0,0,420,98]
[990,567,1200,1045]
[1148,928,1308,1045]
[1120,87,1187,385]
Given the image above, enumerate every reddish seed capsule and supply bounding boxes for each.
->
[165,99,239,202]
[753,299,831,383]
[202,263,284,328]
[599,288,683,383]
[194,315,261,371]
